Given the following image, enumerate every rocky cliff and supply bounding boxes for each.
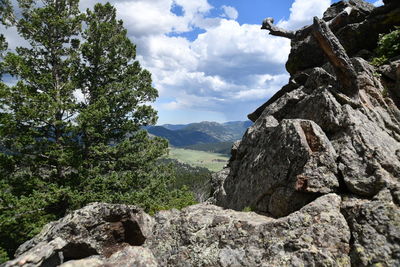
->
[3,0,400,266]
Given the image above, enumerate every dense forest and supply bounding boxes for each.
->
[0,0,207,261]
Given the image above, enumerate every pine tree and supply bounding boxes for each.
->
[0,0,195,260]
[76,2,161,177]
[0,0,84,257]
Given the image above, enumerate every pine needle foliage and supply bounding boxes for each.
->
[0,1,195,260]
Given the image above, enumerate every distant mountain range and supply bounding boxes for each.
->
[146,121,252,148]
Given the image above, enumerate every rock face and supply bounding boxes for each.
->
[3,0,400,266]
[214,118,339,217]
[285,0,400,75]
[4,195,351,267]
[2,203,155,267]
[213,0,400,265]
[147,194,350,266]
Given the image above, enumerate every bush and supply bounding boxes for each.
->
[372,26,400,66]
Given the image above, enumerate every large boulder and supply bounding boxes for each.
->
[2,203,153,267]
[3,195,351,267]
[222,57,400,214]
[147,194,350,266]
[213,118,339,217]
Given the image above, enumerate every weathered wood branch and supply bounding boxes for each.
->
[312,16,359,98]
[261,17,295,39]
[262,7,352,40]
[327,7,352,31]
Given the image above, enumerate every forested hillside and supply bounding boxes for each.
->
[147,120,251,149]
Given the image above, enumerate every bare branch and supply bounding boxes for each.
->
[312,17,359,98]
[261,17,295,39]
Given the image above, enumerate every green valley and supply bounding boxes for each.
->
[166,147,229,172]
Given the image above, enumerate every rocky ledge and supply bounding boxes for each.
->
[4,195,352,266]
[3,0,400,266]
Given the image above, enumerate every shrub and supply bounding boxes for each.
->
[372,26,400,66]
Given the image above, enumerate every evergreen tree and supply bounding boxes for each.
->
[75,3,162,186]
[0,0,195,260]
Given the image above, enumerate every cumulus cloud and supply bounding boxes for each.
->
[373,0,384,6]
[138,17,291,117]
[278,0,331,30]
[2,0,336,123]
[122,0,333,122]
[111,0,215,38]
[221,5,238,20]
[143,0,331,122]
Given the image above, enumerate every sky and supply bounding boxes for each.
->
[2,0,384,124]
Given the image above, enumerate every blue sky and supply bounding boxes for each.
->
[2,0,383,124]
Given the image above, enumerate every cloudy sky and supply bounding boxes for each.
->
[2,0,383,124]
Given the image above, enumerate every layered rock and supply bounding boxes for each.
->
[214,56,400,216]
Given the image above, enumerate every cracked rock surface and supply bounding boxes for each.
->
[4,195,351,267]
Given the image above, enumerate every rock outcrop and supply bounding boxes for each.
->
[2,203,155,266]
[285,0,399,75]
[211,0,400,265]
[3,0,400,266]
[4,195,352,267]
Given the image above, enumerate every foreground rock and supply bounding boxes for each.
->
[3,203,154,267]
[3,194,351,267]
[342,190,400,266]
[148,194,350,266]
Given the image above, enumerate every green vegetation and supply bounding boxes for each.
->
[0,0,195,261]
[184,141,233,155]
[242,206,254,212]
[372,26,400,66]
[161,159,212,202]
[167,147,229,172]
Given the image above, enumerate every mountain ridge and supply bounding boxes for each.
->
[147,120,252,147]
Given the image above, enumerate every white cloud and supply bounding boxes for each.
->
[111,0,215,39]
[221,5,238,20]
[373,0,384,7]
[2,0,337,123]
[138,35,197,72]
[121,0,332,122]
[136,16,291,117]
[192,20,290,77]
[278,0,331,30]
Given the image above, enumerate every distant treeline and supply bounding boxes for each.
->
[184,142,233,156]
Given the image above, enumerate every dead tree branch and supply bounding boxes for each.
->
[312,16,359,98]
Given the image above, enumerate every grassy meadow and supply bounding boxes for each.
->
[166,147,229,172]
